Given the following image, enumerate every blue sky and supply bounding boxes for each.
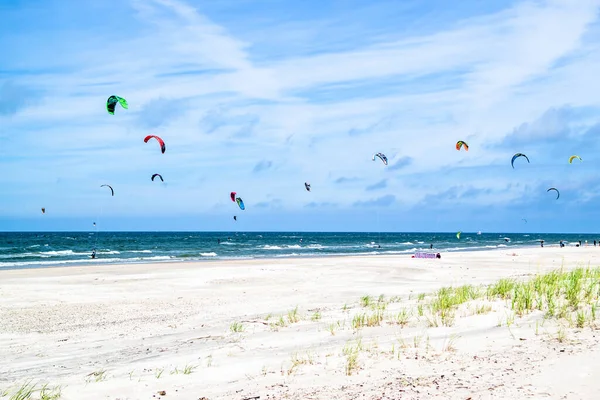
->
[2,0,600,232]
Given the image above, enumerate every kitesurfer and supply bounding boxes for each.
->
[91,249,96,259]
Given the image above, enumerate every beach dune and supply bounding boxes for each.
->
[2,247,600,399]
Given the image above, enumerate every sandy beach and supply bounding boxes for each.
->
[2,246,600,399]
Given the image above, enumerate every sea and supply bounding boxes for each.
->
[0,232,597,271]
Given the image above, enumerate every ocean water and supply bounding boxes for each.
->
[0,232,598,271]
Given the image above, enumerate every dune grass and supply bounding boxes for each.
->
[3,381,62,400]
[230,321,244,333]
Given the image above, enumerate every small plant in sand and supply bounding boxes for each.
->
[442,334,459,353]
[154,368,164,379]
[351,313,366,330]
[360,295,372,307]
[311,311,322,321]
[6,380,37,400]
[473,303,493,315]
[206,354,213,367]
[182,364,196,375]
[392,309,411,326]
[327,322,337,335]
[576,310,586,328]
[287,352,315,375]
[366,309,384,327]
[230,321,244,333]
[412,335,423,349]
[287,306,300,323]
[343,339,363,376]
[85,370,107,383]
[556,326,567,343]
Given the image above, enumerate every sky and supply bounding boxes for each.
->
[2,0,600,232]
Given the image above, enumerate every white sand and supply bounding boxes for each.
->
[2,246,600,399]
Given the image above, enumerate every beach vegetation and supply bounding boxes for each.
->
[366,310,384,327]
[351,313,366,330]
[360,295,372,307]
[392,309,410,326]
[182,364,196,375]
[327,322,337,335]
[556,326,567,343]
[343,338,363,376]
[154,368,164,379]
[7,380,36,400]
[287,352,314,375]
[287,306,300,323]
[230,321,244,333]
[473,303,493,315]
[311,311,321,321]
[487,278,516,299]
[85,370,107,383]
[442,334,458,352]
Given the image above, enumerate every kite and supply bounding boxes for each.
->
[230,192,237,202]
[41,208,45,214]
[151,173,164,182]
[372,152,388,165]
[305,182,311,192]
[456,141,469,151]
[456,231,462,240]
[143,135,166,154]
[511,153,530,169]
[101,184,114,196]
[106,95,128,115]
[522,218,528,224]
[233,216,237,221]
[547,187,560,200]
[569,155,582,164]
[236,197,245,210]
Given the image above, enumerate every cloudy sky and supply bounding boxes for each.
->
[2,0,600,232]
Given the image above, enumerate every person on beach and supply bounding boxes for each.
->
[430,244,433,249]
[540,240,544,248]
[91,249,96,259]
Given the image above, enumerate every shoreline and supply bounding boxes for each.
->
[0,241,583,273]
[2,247,600,399]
